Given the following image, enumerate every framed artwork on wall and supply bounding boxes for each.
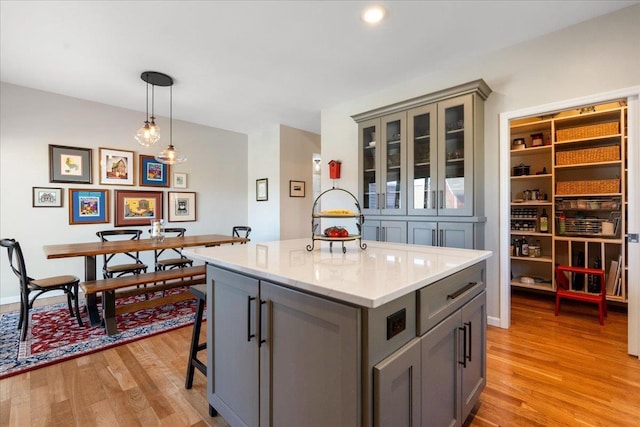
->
[68,188,109,224]
[289,180,305,197]
[99,147,134,186]
[168,191,196,222]
[173,172,187,188]
[139,154,170,187]
[33,187,63,207]
[256,178,268,201]
[49,145,92,184]
[114,189,163,226]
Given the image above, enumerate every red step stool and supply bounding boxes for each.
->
[555,265,607,325]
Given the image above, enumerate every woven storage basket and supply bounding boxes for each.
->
[556,145,620,165]
[556,179,620,195]
[556,122,619,142]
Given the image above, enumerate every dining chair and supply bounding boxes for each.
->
[1,238,83,341]
[232,226,251,244]
[150,227,194,271]
[96,229,148,278]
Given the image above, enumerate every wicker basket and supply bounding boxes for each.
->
[556,145,620,165]
[556,179,620,195]
[556,122,619,142]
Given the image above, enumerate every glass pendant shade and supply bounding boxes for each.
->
[155,144,186,165]
[135,120,161,147]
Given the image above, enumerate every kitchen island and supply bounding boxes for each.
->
[185,238,491,427]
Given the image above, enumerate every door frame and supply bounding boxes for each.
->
[498,86,640,357]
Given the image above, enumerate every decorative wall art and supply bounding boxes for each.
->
[168,191,196,222]
[139,154,170,187]
[99,148,134,186]
[49,145,92,184]
[289,180,305,197]
[33,187,63,207]
[68,188,109,224]
[256,178,268,201]
[114,190,163,226]
[173,172,187,188]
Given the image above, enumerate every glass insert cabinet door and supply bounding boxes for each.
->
[437,95,473,216]
[408,104,437,215]
[359,113,406,215]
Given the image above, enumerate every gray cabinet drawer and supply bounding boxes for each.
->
[417,261,485,335]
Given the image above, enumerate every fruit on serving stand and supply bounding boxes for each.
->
[324,226,349,238]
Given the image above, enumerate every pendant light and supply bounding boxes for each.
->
[135,71,172,147]
[155,84,186,165]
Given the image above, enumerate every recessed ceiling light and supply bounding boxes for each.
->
[361,5,386,25]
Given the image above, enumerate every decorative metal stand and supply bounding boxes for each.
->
[306,188,367,253]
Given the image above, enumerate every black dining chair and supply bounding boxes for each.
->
[232,226,251,244]
[1,238,83,341]
[149,227,194,271]
[96,229,148,278]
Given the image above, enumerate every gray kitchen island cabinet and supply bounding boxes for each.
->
[185,238,491,427]
[207,265,360,427]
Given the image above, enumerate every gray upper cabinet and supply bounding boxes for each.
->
[354,79,491,249]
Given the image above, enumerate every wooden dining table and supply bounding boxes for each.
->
[43,234,248,326]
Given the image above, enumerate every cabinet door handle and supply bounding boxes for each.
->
[458,326,467,368]
[377,193,380,209]
[431,191,436,209]
[432,229,436,246]
[382,227,386,242]
[439,230,444,247]
[258,300,267,347]
[376,226,380,241]
[247,296,256,342]
[465,321,472,362]
[382,193,386,209]
[439,190,444,209]
[447,281,478,300]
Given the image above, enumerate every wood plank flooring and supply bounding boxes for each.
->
[1,290,639,426]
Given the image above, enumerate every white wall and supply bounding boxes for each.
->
[320,5,640,322]
[247,125,281,242]
[279,125,321,240]
[0,83,248,303]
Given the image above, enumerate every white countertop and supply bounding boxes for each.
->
[184,239,491,308]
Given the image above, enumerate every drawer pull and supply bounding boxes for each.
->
[447,281,478,300]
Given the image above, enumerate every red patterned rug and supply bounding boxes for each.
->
[0,287,202,379]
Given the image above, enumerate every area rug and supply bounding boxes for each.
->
[0,287,203,379]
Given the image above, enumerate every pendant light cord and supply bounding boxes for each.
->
[170,85,173,146]
[145,78,149,122]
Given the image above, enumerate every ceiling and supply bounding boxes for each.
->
[1,1,637,135]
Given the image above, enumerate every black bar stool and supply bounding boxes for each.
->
[185,284,217,417]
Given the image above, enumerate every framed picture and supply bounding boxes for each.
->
[289,180,305,197]
[114,190,163,227]
[33,187,63,207]
[256,178,268,201]
[99,147,134,186]
[139,155,170,187]
[168,191,196,222]
[173,172,187,188]
[68,188,109,224]
[49,145,92,184]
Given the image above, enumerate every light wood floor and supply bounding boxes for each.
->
[1,291,639,427]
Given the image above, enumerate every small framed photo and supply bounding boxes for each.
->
[289,180,305,197]
[139,155,170,187]
[99,147,134,186]
[256,178,268,201]
[49,145,92,184]
[168,191,196,222]
[33,187,63,207]
[114,190,163,227]
[173,172,187,188]
[69,188,110,224]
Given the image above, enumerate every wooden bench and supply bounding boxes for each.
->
[80,265,206,335]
